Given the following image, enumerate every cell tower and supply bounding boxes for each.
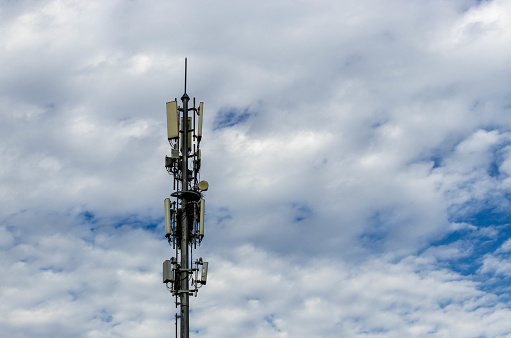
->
[163,58,209,338]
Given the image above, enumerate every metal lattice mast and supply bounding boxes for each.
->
[163,58,209,338]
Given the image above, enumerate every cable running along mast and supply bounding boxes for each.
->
[163,58,209,338]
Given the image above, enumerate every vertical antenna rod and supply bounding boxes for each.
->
[184,57,187,94]
[180,65,190,338]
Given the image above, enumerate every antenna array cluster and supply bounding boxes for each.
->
[163,59,208,338]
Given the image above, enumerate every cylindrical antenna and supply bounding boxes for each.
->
[184,58,187,94]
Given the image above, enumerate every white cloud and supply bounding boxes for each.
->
[191,246,511,337]
[2,0,511,336]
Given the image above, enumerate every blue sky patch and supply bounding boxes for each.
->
[212,207,232,225]
[291,202,312,222]
[80,211,96,224]
[213,107,252,130]
[264,314,281,332]
[112,214,161,231]
[94,309,113,323]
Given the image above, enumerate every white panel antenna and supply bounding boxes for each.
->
[201,262,208,285]
[199,199,205,238]
[164,198,171,238]
[166,101,179,139]
[198,102,203,141]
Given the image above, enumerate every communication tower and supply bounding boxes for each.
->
[163,58,209,338]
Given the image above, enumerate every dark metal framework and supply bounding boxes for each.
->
[163,59,208,338]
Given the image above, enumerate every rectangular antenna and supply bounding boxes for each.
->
[164,198,172,238]
[201,262,208,285]
[163,260,173,283]
[199,199,205,238]
[166,101,179,139]
[198,102,204,141]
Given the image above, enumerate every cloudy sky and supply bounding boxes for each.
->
[2,0,511,337]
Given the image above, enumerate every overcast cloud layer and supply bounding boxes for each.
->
[2,0,511,337]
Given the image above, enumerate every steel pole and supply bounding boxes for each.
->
[180,92,190,338]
